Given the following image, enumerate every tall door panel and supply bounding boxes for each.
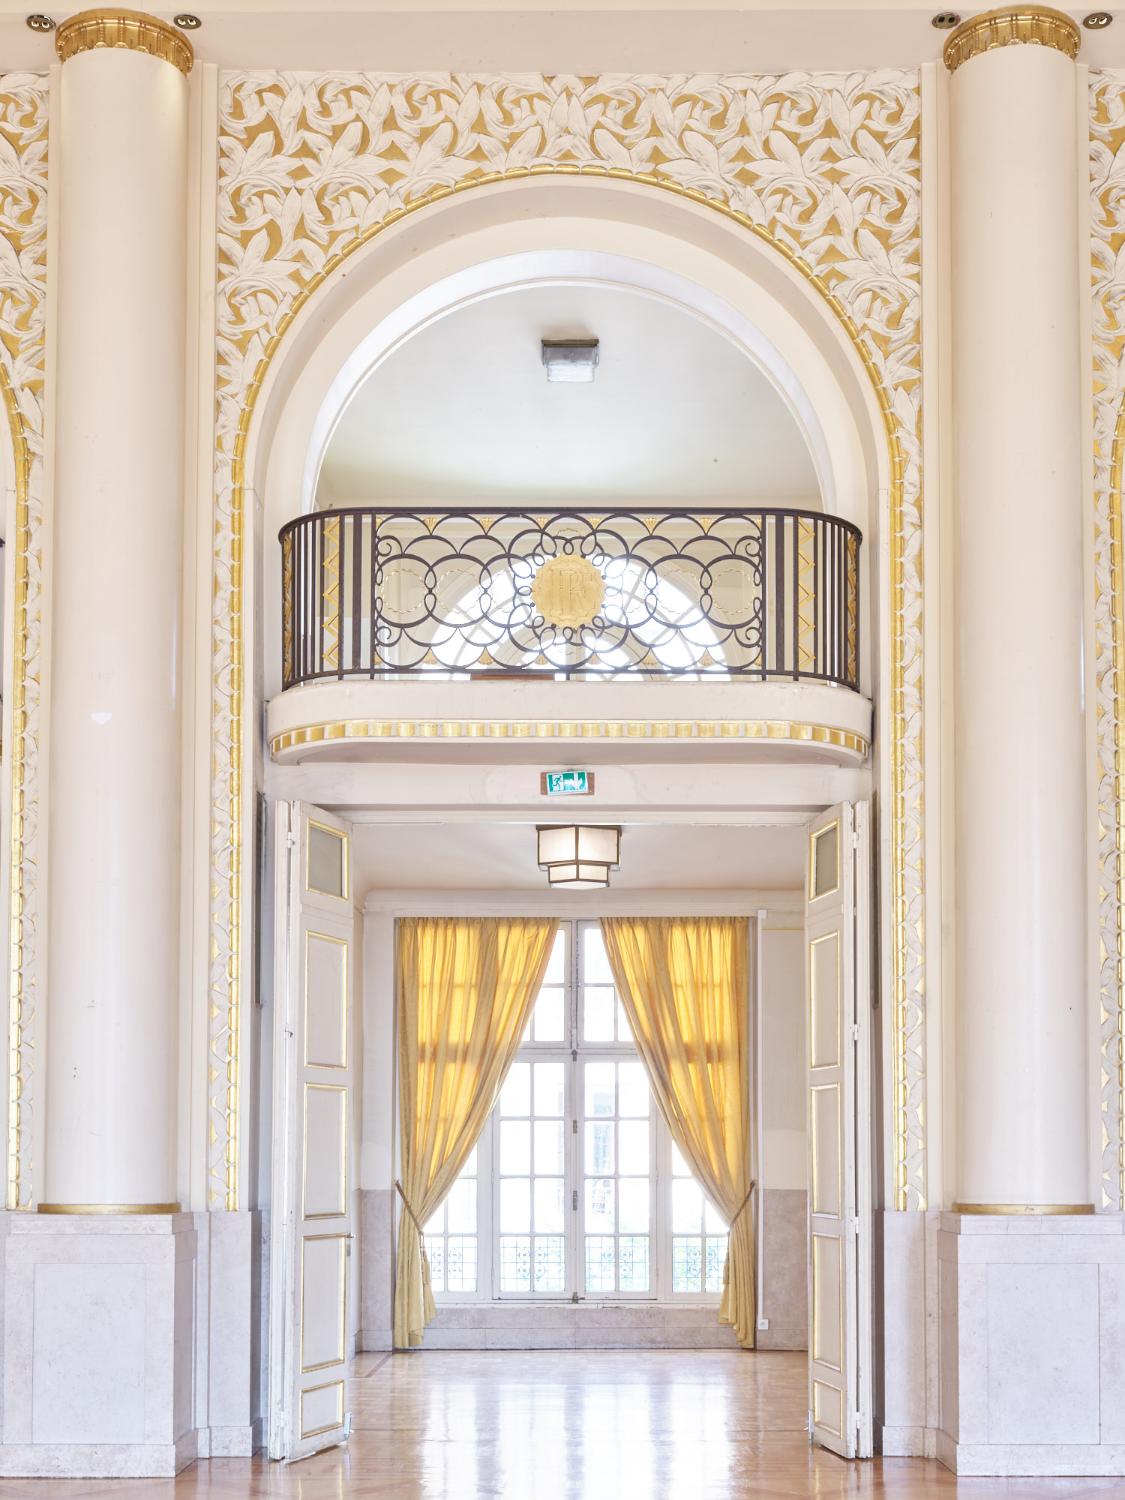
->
[805,802,871,1458]
[268,802,355,1462]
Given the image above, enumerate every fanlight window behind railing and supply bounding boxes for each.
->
[279,507,860,690]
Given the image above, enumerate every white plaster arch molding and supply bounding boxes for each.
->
[252,180,885,706]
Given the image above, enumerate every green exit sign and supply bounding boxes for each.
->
[541,770,595,797]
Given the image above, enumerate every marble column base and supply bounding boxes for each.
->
[0,1211,197,1478]
[875,1209,941,1458]
[938,1211,1125,1476]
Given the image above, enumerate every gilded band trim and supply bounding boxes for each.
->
[37,1201,183,1215]
[269,717,870,758]
[943,6,1080,73]
[55,9,194,74]
[951,1202,1096,1216]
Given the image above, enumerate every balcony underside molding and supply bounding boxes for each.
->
[266,681,872,766]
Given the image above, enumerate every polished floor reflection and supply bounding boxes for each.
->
[1,1349,1122,1498]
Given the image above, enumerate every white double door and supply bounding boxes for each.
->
[805,801,872,1459]
[268,801,357,1462]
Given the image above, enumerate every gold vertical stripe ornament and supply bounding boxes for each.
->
[320,517,341,673]
[0,83,49,1211]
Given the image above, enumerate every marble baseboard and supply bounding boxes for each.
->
[938,1211,1125,1476]
[879,1424,938,1458]
[196,1423,255,1458]
[418,1303,741,1350]
[0,1430,198,1479]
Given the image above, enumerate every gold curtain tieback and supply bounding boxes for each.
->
[394,1179,426,1236]
[730,1181,756,1229]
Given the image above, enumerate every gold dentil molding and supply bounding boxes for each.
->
[952,1201,1095,1215]
[37,1201,182,1214]
[55,8,194,75]
[943,6,1080,73]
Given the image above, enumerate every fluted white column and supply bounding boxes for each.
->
[42,12,192,1209]
[947,9,1089,1209]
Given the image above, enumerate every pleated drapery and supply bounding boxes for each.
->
[600,916,756,1347]
[394,916,559,1349]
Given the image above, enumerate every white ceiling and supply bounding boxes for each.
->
[351,820,806,894]
[317,283,819,506]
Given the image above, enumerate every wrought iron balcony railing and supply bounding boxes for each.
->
[279,506,861,691]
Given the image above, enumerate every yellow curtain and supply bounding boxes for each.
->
[394,916,559,1349]
[600,916,755,1348]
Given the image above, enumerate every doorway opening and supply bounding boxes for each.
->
[266,806,872,1462]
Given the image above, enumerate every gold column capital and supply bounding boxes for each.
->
[55,8,193,75]
[943,6,1081,73]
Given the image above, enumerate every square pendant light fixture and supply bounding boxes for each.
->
[537,824,621,889]
[541,338,600,383]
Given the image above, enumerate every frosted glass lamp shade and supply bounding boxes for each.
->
[536,825,621,889]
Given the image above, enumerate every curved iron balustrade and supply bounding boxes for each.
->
[279,506,861,690]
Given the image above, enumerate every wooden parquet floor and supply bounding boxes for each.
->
[1,1350,1123,1499]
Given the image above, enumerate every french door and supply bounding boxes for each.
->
[806,801,872,1458]
[268,801,356,1462]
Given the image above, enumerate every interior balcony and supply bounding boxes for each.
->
[266,506,870,767]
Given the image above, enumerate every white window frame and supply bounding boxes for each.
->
[426,919,733,1306]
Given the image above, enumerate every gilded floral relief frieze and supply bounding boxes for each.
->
[213,71,926,1209]
[1090,72,1125,1210]
[0,76,48,1211]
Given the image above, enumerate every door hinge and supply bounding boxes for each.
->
[286,833,296,849]
[572,1119,578,1134]
[849,1217,860,1235]
[572,1189,578,1211]
[850,1023,861,1043]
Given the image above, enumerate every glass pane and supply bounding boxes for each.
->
[705,1236,728,1294]
[500,1177,530,1233]
[673,1178,704,1233]
[583,986,615,1041]
[585,1178,615,1233]
[534,1119,565,1176]
[499,1120,531,1176]
[585,1120,614,1175]
[533,1177,565,1233]
[533,986,565,1043]
[619,1235,650,1293]
[618,1177,649,1234]
[616,999,633,1043]
[812,821,839,898]
[500,1063,530,1117]
[423,1206,444,1236]
[585,1062,615,1118]
[617,1120,649,1175]
[446,1177,477,1233]
[703,1195,728,1235]
[426,1236,446,1292]
[582,924,615,984]
[618,1061,649,1118]
[462,1145,477,1175]
[446,1236,477,1294]
[671,1143,692,1177]
[500,1235,531,1292]
[672,1237,703,1293]
[534,1061,565,1117]
[543,927,566,984]
[307,822,346,898]
[585,1235,616,1293]
[533,1236,566,1292]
